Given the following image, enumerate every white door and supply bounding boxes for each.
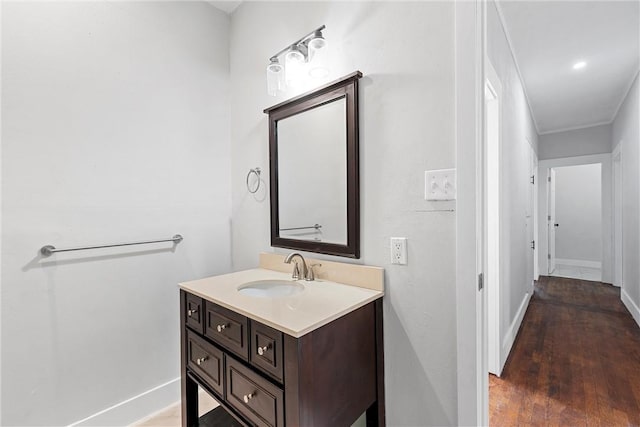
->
[548,168,557,274]
[484,63,502,376]
[614,149,623,287]
[525,142,535,288]
[532,148,539,282]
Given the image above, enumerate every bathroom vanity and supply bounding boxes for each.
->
[179,253,384,427]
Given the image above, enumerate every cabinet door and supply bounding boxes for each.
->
[226,356,284,427]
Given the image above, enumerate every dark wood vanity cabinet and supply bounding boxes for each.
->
[180,290,385,427]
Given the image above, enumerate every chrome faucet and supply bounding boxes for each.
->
[284,252,308,280]
[284,253,322,281]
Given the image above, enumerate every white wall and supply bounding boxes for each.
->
[612,72,640,325]
[486,1,539,371]
[554,164,602,264]
[538,124,612,160]
[1,2,231,425]
[230,2,458,425]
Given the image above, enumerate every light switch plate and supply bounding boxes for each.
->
[425,168,456,201]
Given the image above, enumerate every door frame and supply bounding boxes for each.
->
[613,143,623,287]
[547,168,557,274]
[538,154,612,282]
[454,0,486,425]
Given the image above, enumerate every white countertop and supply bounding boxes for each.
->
[179,268,384,338]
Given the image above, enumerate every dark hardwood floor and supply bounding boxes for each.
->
[490,276,640,426]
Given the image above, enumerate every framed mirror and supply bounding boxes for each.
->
[264,71,362,258]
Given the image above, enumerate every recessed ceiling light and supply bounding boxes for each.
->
[573,61,587,70]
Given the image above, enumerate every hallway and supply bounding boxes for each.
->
[489,276,640,426]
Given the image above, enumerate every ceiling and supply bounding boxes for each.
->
[208,1,241,15]
[497,0,639,134]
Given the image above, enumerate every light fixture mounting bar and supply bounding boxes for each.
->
[269,25,326,61]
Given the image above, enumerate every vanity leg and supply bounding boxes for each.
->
[181,375,198,427]
[367,298,385,427]
[180,290,198,427]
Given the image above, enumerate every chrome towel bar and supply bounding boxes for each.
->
[279,224,322,232]
[40,234,183,257]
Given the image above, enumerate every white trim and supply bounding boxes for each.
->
[612,144,623,287]
[493,0,541,135]
[621,289,640,329]
[500,292,531,374]
[539,153,610,168]
[0,0,3,420]
[610,69,640,124]
[455,0,485,425]
[555,258,602,269]
[68,378,180,427]
[612,140,623,160]
[538,120,613,136]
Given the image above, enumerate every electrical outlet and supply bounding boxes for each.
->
[390,237,407,265]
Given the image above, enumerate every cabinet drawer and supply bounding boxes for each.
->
[226,356,284,427]
[249,321,284,383]
[186,330,224,398]
[185,293,204,334]
[204,302,249,361]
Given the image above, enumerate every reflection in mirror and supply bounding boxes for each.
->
[277,98,347,245]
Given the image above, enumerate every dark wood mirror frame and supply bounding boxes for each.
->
[264,71,362,258]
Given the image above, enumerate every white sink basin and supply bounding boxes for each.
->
[238,280,305,298]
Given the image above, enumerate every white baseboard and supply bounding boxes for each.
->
[69,377,180,427]
[500,292,531,373]
[555,258,601,269]
[622,289,640,329]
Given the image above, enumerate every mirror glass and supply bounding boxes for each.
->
[277,98,347,245]
[265,71,361,258]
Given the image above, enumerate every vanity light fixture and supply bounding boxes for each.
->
[266,25,329,96]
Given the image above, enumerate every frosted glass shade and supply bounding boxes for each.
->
[285,48,305,86]
[308,37,329,78]
[266,60,285,96]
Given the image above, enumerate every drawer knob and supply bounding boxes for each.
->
[257,344,272,356]
[216,324,228,332]
[196,356,208,366]
[243,392,254,404]
[187,308,198,317]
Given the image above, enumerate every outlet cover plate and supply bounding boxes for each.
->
[425,168,456,201]
[390,237,407,265]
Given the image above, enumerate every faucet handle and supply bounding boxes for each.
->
[291,261,301,280]
[305,263,322,281]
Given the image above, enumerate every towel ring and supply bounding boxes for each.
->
[246,167,261,193]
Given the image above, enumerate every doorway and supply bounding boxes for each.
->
[546,163,603,281]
